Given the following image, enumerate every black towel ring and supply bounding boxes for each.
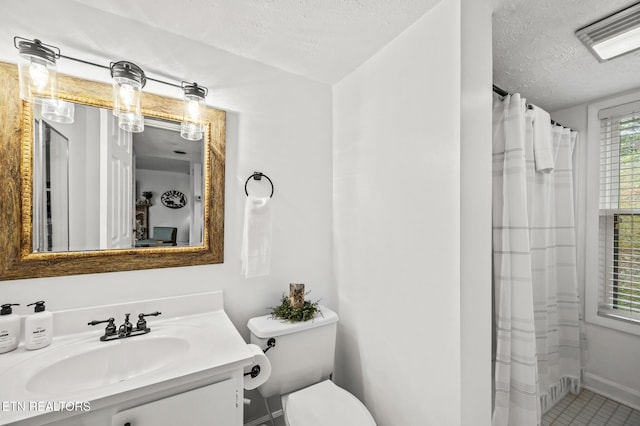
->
[244,172,274,198]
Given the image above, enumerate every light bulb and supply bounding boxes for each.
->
[187,99,200,121]
[29,62,49,91]
[119,83,135,108]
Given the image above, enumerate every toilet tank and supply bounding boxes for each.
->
[248,305,339,399]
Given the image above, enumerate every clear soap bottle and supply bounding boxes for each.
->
[24,301,53,350]
[0,303,20,354]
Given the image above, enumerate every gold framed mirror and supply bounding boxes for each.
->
[0,61,225,281]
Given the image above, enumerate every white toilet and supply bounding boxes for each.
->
[248,306,376,425]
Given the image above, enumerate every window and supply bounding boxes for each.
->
[599,100,640,323]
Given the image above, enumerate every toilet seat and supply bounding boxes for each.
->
[283,380,376,426]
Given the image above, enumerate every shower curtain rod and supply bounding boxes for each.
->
[492,84,568,129]
[493,84,509,97]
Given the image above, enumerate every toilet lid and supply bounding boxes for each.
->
[285,380,376,426]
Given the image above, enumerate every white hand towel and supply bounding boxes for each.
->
[530,104,554,173]
[241,195,272,278]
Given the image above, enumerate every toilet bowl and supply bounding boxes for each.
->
[247,306,376,425]
[282,380,375,425]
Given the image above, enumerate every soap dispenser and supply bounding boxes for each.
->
[0,303,20,354]
[24,301,53,350]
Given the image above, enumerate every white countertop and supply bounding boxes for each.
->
[0,292,254,425]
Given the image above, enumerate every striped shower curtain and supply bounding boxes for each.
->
[492,94,582,426]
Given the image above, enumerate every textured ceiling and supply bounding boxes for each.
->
[71,0,441,84]
[73,0,640,109]
[6,0,629,112]
[493,0,640,111]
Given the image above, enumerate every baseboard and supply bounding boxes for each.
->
[243,409,283,426]
[583,372,640,411]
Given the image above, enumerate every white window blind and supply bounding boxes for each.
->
[599,100,640,324]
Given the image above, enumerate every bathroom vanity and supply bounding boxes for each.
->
[0,291,254,426]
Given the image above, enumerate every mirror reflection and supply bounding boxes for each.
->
[32,103,204,252]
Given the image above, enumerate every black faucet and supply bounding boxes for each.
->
[118,313,133,338]
[88,312,161,342]
[87,317,117,341]
[136,311,162,331]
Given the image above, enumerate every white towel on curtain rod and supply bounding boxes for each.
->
[492,94,583,426]
[530,104,555,173]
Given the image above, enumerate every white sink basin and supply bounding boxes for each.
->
[25,336,189,395]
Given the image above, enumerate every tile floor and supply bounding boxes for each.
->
[258,389,640,426]
[543,389,640,426]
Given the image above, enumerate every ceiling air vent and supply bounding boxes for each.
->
[576,1,640,62]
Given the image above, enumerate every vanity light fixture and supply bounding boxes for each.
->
[111,61,146,133]
[181,82,207,141]
[13,36,209,137]
[14,37,76,124]
[15,37,59,104]
[576,1,640,62]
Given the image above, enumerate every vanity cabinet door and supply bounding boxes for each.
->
[111,378,240,426]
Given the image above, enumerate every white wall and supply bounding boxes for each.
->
[460,0,493,423]
[552,98,640,409]
[136,169,191,243]
[333,0,492,424]
[0,0,335,353]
